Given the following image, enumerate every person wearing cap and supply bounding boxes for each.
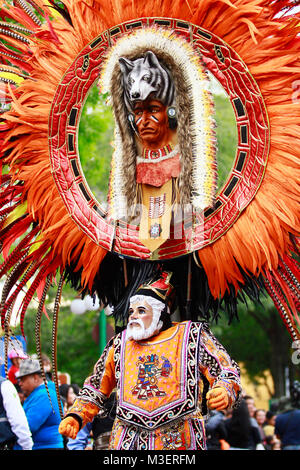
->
[16,358,64,450]
[8,349,27,386]
[59,271,242,450]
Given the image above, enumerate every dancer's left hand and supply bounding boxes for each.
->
[206,387,229,410]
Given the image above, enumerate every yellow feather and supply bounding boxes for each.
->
[3,202,27,228]
[28,234,44,256]
[0,72,24,86]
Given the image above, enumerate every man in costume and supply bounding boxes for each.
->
[59,271,241,450]
[0,2,299,448]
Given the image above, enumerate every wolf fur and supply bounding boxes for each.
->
[105,30,217,217]
[111,49,193,215]
[119,51,175,112]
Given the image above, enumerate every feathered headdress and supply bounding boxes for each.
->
[100,27,217,218]
[0,1,299,399]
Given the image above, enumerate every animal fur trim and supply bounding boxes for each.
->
[100,27,217,216]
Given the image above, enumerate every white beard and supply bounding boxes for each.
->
[125,317,163,342]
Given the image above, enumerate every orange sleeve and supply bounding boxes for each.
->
[84,341,116,397]
[65,335,117,428]
[198,325,241,407]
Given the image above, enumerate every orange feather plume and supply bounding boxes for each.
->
[0,0,299,338]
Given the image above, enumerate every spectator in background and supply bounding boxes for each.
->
[275,381,300,450]
[8,349,28,385]
[59,383,79,449]
[254,409,266,441]
[265,434,281,450]
[59,384,78,414]
[270,436,281,450]
[67,392,116,450]
[0,375,33,450]
[244,394,256,418]
[205,410,228,450]
[224,399,263,450]
[71,383,80,396]
[16,358,64,450]
[41,354,52,381]
[263,411,276,438]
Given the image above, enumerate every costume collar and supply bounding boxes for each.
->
[135,322,182,345]
[142,144,174,160]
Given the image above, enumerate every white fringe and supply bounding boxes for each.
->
[100,27,217,212]
[109,125,128,219]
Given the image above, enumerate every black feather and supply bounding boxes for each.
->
[64,251,267,332]
[47,1,73,26]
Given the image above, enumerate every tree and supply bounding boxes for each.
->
[78,86,114,203]
[211,296,299,398]
[8,283,102,386]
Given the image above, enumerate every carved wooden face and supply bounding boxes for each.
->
[133,98,172,149]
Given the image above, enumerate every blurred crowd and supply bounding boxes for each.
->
[205,385,300,451]
[1,348,300,451]
[0,349,116,450]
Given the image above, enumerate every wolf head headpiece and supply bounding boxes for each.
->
[119,50,175,112]
[100,28,217,218]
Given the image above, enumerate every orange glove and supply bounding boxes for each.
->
[206,387,229,410]
[59,416,80,439]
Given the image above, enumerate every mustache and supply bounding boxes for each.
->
[127,319,144,328]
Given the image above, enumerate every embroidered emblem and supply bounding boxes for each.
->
[149,223,162,238]
[161,421,186,450]
[116,322,202,430]
[131,354,172,400]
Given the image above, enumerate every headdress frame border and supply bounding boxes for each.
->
[48,18,269,261]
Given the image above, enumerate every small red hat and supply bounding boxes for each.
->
[134,271,174,305]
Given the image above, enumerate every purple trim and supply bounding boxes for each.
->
[115,322,202,429]
[119,324,191,417]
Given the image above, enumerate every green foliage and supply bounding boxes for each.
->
[11,284,100,386]
[210,295,298,396]
[78,86,114,203]
[211,300,272,381]
[214,94,237,190]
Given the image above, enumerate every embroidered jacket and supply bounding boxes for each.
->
[67,321,241,450]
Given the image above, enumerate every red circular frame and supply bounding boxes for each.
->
[49,17,269,260]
